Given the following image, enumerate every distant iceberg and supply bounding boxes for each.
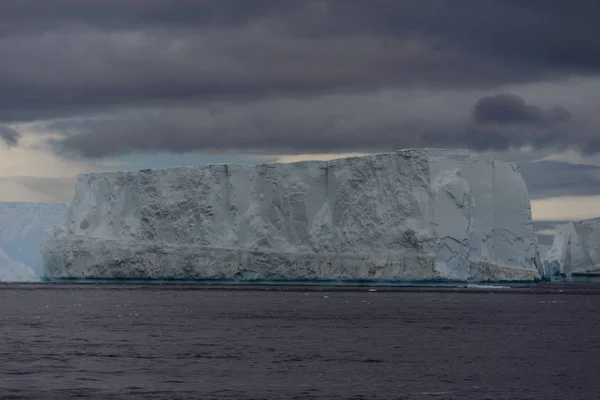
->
[0,202,68,281]
[43,149,541,282]
[543,217,600,279]
[0,248,38,282]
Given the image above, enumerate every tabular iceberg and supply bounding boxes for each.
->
[542,218,600,279]
[0,202,68,281]
[42,149,541,282]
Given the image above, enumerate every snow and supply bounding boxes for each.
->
[0,202,68,281]
[42,149,541,282]
[542,217,600,279]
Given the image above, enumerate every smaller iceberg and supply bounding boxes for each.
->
[542,217,600,280]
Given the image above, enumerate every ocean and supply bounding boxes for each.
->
[1,283,599,399]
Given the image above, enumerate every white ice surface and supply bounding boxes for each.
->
[542,217,600,279]
[0,202,68,281]
[43,149,541,282]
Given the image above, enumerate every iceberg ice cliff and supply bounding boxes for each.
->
[42,149,541,282]
[542,217,600,279]
[0,202,68,281]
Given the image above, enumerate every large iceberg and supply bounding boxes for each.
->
[542,218,600,279]
[42,149,541,282]
[0,202,68,281]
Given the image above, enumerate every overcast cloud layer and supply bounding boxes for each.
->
[1,0,599,157]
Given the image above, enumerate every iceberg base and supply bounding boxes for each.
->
[43,236,540,283]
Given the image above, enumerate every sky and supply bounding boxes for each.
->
[1,0,600,243]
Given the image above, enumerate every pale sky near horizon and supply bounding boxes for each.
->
[1,1,599,239]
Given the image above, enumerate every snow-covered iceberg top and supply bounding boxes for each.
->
[0,202,68,281]
[42,149,541,282]
[542,217,600,279]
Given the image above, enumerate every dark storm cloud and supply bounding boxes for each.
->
[454,93,580,153]
[0,0,599,156]
[1,1,599,119]
[2,0,599,75]
[473,94,571,126]
[0,125,20,146]
[0,27,467,122]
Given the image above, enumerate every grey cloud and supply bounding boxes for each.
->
[0,0,598,158]
[0,1,599,124]
[46,93,467,158]
[45,90,585,158]
[0,28,480,122]
[0,125,19,146]
[454,93,581,153]
[2,0,599,77]
[0,0,285,34]
[473,94,571,125]
[519,161,600,200]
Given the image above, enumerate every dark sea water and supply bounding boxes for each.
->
[1,283,599,399]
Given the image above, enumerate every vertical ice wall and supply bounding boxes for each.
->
[427,150,539,280]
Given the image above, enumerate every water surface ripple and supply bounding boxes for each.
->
[0,284,598,399]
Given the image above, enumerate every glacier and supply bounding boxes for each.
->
[542,217,600,279]
[0,202,68,281]
[42,149,541,282]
